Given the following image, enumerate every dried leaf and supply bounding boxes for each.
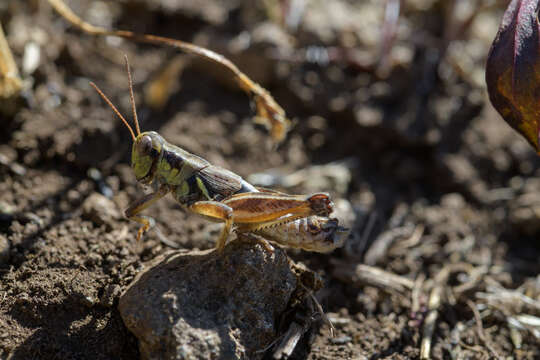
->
[485,0,540,152]
[0,22,22,99]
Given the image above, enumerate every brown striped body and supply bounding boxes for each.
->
[251,216,348,253]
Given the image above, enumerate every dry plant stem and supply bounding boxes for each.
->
[411,273,425,315]
[478,284,540,315]
[477,282,540,339]
[270,286,330,359]
[0,22,22,99]
[420,282,443,360]
[352,212,377,256]
[303,286,335,337]
[420,263,488,359]
[509,326,523,349]
[46,0,291,144]
[420,264,456,360]
[390,225,425,254]
[466,300,502,360]
[332,262,414,295]
[509,315,540,340]
[272,322,307,359]
[364,225,414,265]
[453,266,488,296]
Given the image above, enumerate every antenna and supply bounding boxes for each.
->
[124,55,141,136]
[90,82,136,141]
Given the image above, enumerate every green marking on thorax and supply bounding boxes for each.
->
[196,176,211,200]
[176,181,190,199]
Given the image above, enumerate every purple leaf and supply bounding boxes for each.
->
[486,0,540,152]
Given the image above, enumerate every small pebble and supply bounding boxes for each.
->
[327,315,351,327]
[82,193,120,227]
[330,335,352,344]
[80,294,97,308]
[21,212,44,227]
[22,42,41,75]
[0,234,10,265]
[100,284,121,307]
[87,168,114,198]
[0,201,15,224]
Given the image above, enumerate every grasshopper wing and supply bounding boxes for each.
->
[198,165,245,199]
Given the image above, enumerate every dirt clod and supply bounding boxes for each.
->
[82,192,122,229]
[118,240,297,360]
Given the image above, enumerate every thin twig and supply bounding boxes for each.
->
[356,211,377,256]
[364,225,413,265]
[390,224,425,254]
[332,262,414,295]
[454,269,486,296]
[420,263,473,359]
[272,322,307,359]
[411,273,425,315]
[420,282,443,360]
[467,300,502,360]
[477,285,540,314]
[46,0,291,143]
[306,287,335,337]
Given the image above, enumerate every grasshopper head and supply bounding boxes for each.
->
[132,131,164,184]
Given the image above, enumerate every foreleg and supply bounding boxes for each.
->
[125,184,170,242]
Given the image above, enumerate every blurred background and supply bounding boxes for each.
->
[0,0,539,358]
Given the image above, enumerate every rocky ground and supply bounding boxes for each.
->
[0,0,539,359]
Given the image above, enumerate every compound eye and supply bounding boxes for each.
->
[137,135,153,155]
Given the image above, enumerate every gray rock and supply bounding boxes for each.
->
[118,240,298,360]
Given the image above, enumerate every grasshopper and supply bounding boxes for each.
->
[90,56,346,253]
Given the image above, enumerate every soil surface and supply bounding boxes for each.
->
[1,0,539,359]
